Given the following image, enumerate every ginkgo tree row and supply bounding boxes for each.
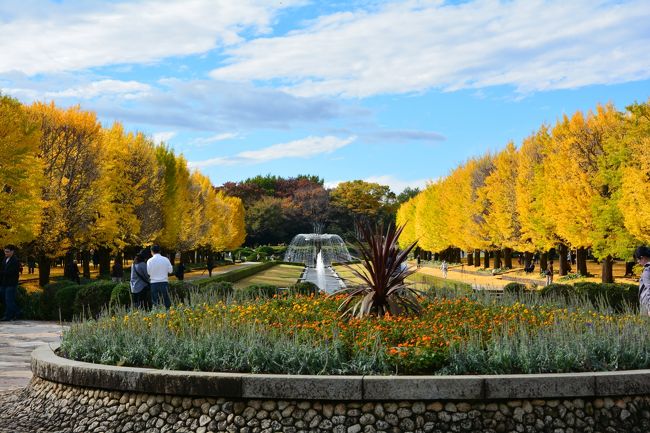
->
[0,95,245,286]
[397,100,650,283]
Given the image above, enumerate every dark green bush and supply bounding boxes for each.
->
[200,281,234,299]
[14,286,42,320]
[238,284,277,300]
[73,281,117,318]
[256,246,275,256]
[290,281,320,296]
[573,282,638,312]
[503,282,527,295]
[110,283,132,309]
[41,280,79,320]
[169,281,192,303]
[538,283,574,299]
[55,285,82,321]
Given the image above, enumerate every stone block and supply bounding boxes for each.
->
[241,374,363,400]
[363,376,483,400]
[594,370,650,396]
[484,373,595,399]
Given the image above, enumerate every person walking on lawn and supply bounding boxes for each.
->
[0,245,21,321]
[146,245,173,309]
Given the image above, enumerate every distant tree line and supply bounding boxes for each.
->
[0,95,245,286]
[397,100,650,283]
[220,175,419,246]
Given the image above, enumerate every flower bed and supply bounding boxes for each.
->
[59,291,650,375]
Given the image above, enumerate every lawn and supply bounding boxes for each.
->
[233,264,304,289]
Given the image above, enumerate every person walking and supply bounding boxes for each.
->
[0,245,21,321]
[440,260,448,279]
[635,246,650,316]
[130,253,150,309]
[146,245,173,309]
[174,261,185,281]
[206,254,214,277]
[545,260,554,286]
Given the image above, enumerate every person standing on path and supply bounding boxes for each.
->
[440,260,448,279]
[545,260,554,286]
[635,246,650,316]
[206,254,214,277]
[0,245,21,321]
[130,253,150,309]
[146,245,173,309]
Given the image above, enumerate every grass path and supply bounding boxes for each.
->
[233,264,304,289]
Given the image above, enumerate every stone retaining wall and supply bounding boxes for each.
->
[1,346,649,433]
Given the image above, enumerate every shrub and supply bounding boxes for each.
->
[503,282,527,295]
[256,246,275,256]
[538,283,574,300]
[238,284,277,300]
[573,282,638,312]
[168,281,192,303]
[41,280,79,320]
[290,281,320,296]
[14,286,42,320]
[55,285,82,321]
[73,281,117,318]
[339,222,420,318]
[110,283,132,309]
[190,281,234,303]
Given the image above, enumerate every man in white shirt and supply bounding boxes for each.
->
[146,245,174,309]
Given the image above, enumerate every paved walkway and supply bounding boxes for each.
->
[0,321,64,391]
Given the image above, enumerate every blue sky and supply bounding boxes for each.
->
[1,0,649,192]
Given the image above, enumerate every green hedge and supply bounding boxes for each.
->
[538,282,639,311]
[503,282,528,295]
[73,281,117,318]
[238,284,278,300]
[110,283,132,309]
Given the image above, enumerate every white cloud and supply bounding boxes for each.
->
[152,131,177,143]
[45,79,151,99]
[190,132,239,146]
[190,135,355,168]
[363,175,429,194]
[0,0,300,75]
[210,0,650,97]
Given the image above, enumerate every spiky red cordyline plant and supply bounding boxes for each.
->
[337,221,422,318]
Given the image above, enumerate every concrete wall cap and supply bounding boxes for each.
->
[32,345,650,400]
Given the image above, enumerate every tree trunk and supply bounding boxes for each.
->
[558,243,570,276]
[494,249,502,269]
[540,252,548,272]
[467,252,474,266]
[474,250,481,268]
[433,253,440,261]
[97,246,111,277]
[63,251,75,280]
[504,248,512,269]
[81,250,91,279]
[577,247,588,276]
[625,261,635,277]
[601,255,614,283]
[483,250,490,268]
[37,254,51,287]
[524,251,533,269]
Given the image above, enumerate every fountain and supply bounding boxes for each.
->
[284,232,352,293]
[283,233,352,266]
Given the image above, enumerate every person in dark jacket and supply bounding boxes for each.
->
[175,261,185,281]
[206,254,214,277]
[1,245,21,321]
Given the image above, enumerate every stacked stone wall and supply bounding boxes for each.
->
[1,378,650,433]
